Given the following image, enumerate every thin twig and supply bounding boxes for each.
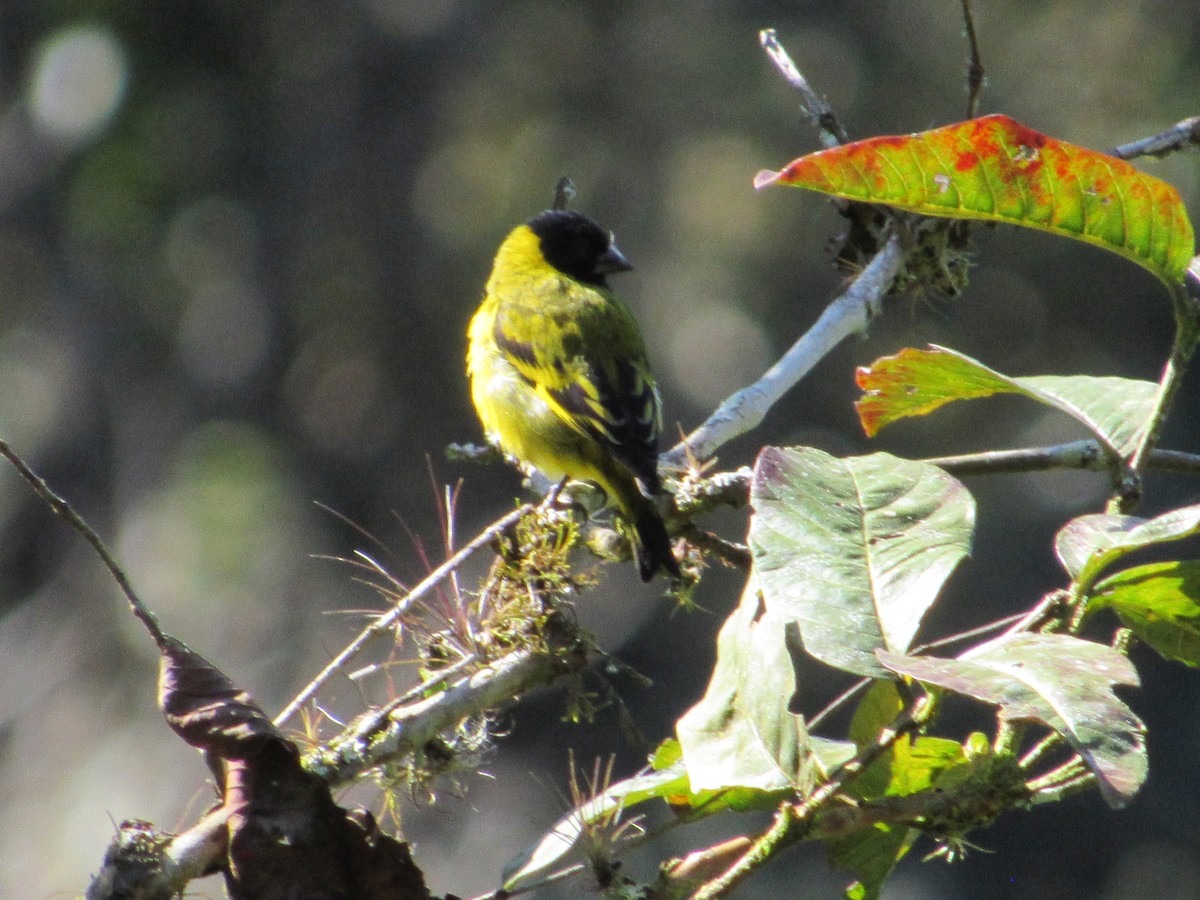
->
[1003,591,1068,638]
[759,28,849,146]
[1019,731,1067,772]
[677,523,751,571]
[1026,770,1096,805]
[1125,324,1196,487]
[959,0,985,117]
[923,440,1104,475]
[664,443,1200,537]
[912,612,1024,654]
[807,678,870,731]
[693,802,795,900]
[0,439,166,649]
[1145,448,1200,474]
[552,176,576,211]
[274,502,533,727]
[1024,756,1090,796]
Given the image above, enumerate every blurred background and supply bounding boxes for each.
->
[0,1,1197,896]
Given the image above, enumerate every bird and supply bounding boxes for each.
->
[467,208,680,581]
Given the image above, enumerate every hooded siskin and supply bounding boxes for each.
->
[467,209,679,581]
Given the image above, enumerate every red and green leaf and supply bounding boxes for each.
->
[855,345,1157,457]
[757,114,1195,285]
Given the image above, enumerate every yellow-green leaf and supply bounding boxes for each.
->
[1091,561,1200,666]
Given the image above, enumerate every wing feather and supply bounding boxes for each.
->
[493,286,663,494]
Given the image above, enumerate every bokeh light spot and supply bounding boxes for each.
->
[117,421,303,653]
[177,283,272,390]
[664,298,772,411]
[664,134,772,253]
[165,197,269,389]
[283,331,393,457]
[0,328,81,455]
[28,25,128,145]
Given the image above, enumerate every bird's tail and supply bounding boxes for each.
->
[630,500,680,582]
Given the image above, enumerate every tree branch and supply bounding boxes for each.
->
[307,639,589,788]
[959,0,985,118]
[1109,116,1200,160]
[0,439,166,649]
[693,699,932,899]
[664,231,905,467]
[758,28,849,147]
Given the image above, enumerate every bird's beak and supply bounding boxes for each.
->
[594,238,634,276]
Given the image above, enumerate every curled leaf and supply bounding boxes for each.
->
[158,636,283,760]
[1056,502,1200,587]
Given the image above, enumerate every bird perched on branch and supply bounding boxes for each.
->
[467,207,680,581]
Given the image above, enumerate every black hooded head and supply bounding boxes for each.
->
[527,210,633,286]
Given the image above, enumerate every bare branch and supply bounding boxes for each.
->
[552,176,576,211]
[960,0,986,117]
[0,439,167,649]
[759,28,849,147]
[664,231,905,467]
[923,440,1106,475]
[1109,116,1200,160]
[308,641,588,788]
[694,698,933,898]
[925,441,1200,477]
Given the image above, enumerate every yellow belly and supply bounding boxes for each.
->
[467,301,616,504]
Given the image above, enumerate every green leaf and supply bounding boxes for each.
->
[833,691,971,900]
[811,735,859,779]
[676,574,814,794]
[836,685,971,899]
[889,736,970,796]
[756,114,1195,285]
[878,633,1146,808]
[849,681,907,749]
[1092,561,1200,666]
[828,825,917,900]
[855,346,1157,457]
[1056,502,1200,587]
[651,736,684,769]
[847,681,907,798]
[849,682,970,800]
[750,446,975,678]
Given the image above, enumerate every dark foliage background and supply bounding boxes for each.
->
[0,1,1197,896]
